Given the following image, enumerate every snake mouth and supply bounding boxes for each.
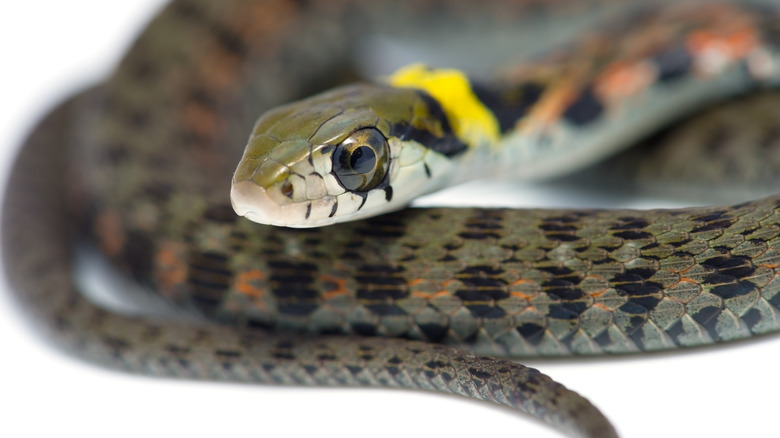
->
[231,180,339,228]
[230,181,287,226]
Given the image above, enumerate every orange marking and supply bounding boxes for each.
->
[94,210,124,257]
[320,274,349,300]
[594,61,654,102]
[593,303,612,312]
[687,27,759,61]
[509,291,534,301]
[182,101,218,138]
[524,80,578,127]
[510,279,535,286]
[235,269,266,298]
[412,291,433,300]
[676,264,695,275]
[432,291,453,299]
[154,242,188,297]
[441,279,457,288]
[407,278,425,287]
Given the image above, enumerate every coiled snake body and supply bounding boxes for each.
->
[6,1,780,436]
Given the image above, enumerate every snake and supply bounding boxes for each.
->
[6,0,780,436]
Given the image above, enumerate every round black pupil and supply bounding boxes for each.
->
[349,146,376,174]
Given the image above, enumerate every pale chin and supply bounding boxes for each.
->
[231,180,343,228]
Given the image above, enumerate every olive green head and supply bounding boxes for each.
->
[231,83,456,227]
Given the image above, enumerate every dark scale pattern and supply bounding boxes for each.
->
[544,279,589,317]
[355,265,409,316]
[471,81,545,133]
[538,266,584,284]
[610,216,655,241]
[418,323,449,342]
[765,289,780,309]
[357,213,409,239]
[124,230,156,281]
[187,251,233,310]
[652,46,693,82]
[690,210,738,233]
[539,217,582,242]
[741,307,764,330]
[562,87,604,126]
[455,266,509,319]
[268,261,320,316]
[517,324,547,346]
[459,209,504,240]
[612,272,663,311]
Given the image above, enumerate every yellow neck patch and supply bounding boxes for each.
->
[388,64,500,147]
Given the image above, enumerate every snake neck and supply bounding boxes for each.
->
[381,5,780,185]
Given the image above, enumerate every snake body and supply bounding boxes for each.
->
[6,1,780,437]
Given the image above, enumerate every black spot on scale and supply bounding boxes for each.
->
[593,330,613,348]
[701,256,756,280]
[516,323,545,346]
[454,265,510,318]
[562,86,604,126]
[188,88,217,109]
[708,277,758,301]
[471,81,545,133]
[186,251,234,312]
[741,307,763,330]
[691,305,723,339]
[468,368,493,380]
[652,46,693,82]
[211,24,248,57]
[124,230,155,281]
[418,323,448,342]
[423,163,431,178]
[665,319,687,346]
[304,203,312,220]
[384,186,393,202]
[267,260,319,316]
[328,201,338,218]
[351,323,377,336]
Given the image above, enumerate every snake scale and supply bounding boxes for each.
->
[6,1,780,436]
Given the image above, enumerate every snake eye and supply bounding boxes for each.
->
[332,128,389,191]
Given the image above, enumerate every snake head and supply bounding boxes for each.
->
[231,83,462,227]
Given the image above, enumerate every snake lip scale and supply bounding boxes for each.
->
[6,1,780,437]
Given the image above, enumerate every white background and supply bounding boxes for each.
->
[2,2,779,437]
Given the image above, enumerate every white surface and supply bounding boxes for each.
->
[1,2,779,438]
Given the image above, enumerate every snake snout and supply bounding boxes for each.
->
[230,180,280,224]
[230,180,339,228]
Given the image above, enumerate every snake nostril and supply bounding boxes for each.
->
[281,181,294,198]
